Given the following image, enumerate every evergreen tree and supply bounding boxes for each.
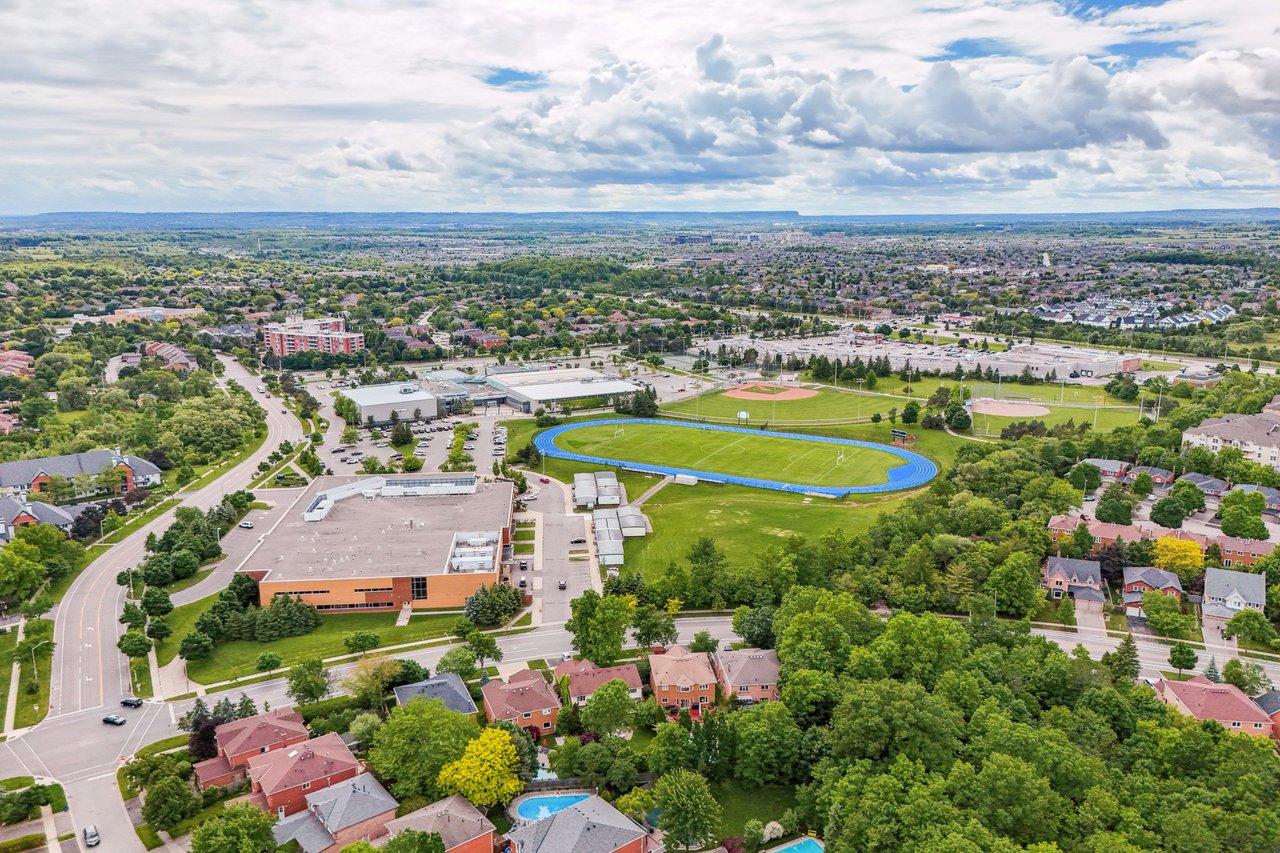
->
[1102,634,1140,683]
[1204,655,1221,683]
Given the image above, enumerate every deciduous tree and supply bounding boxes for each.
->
[436,727,523,808]
[369,698,480,799]
[654,769,722,850]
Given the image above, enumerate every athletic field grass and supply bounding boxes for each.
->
[551,422,904,488]
[663,385,867,422]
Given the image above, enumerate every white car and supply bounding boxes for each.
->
[238,521,254,529]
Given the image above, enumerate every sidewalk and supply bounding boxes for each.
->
[3,619,25,736]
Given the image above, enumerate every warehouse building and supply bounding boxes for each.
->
[573,471,623,508]
[484,367,641,413]
[241,475,515,612]
[341,383,440,425]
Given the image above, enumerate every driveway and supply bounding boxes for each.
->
[1074,602,1106,633]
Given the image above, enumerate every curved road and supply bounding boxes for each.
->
[0,356,301,850]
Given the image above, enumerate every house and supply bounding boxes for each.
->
[1126,466,1175,486]
[1175,370,1222,389]
[1202,567,1268,636]
[1216,535,1276,569]
[712,648,780,705]
[193,708,309,791]
[271,773,398,853]
[1177,472,1227,497]
[1227,483,1280,515]
[1081,458,1129,478]
[385,794,495,853]
[0,412,17,435]
[506,794,661,853]
[0,449,162,498]
[1155,676,1273,737]
[238,732,362,818]
[0,497,75,543]
[1121,567,1183,616]
[552,659,643,707]
[1041,557,1105,610]
[649,645,716,712]
[1253,690,1280,742]
[391,673,478,715]
[481,669,561,737]
[0,350,34,378]
[143,341,198,373]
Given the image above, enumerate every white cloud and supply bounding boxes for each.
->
[0,0,1276,212]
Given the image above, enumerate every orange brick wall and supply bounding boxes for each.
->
[258,572,500,612]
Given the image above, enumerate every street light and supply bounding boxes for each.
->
[29,639,50,686]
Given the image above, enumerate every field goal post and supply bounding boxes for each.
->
[836,448,845,464]
[614,424,625,438]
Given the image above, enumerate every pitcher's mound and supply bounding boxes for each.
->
[723,382,818,401]
[970,399,1051,417]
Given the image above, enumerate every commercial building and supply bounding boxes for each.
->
[241,475,515,613]
[340,383,440,425]
[484,367,642,413]
[574,471,622,508]
[265,315,365,357]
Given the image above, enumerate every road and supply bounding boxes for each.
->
[0,356,301,851]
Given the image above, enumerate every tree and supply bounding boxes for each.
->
[466,631,503,669]
[983,552,1042,618]
[178,631,214,661]
[689,631,718,654]
[370,698,481,799]
[1222,658,1270,695]
[1131,471,1154,497]
[1153,537,1203,582]
[436,727,523,808]
[655,769,722,850]
[1067,462,1102,493]
[1143,590,1192,637]
[1169,641,1197,675]
[436,647,479,680]
[344,630,381,656]
[489,719,538,783]
[1096,497,1133,525]
[1102,635,1141,683]
[633,607,679,648]
[146,616,172,643]
[189,803,277,853]
[391,421,413,446]
[581,679,636,736]
[1221,506,1269,540]
[1056,596,1077,626]
[1150,497,1187,529]
[141,587,174,617]
[731,605,775,649]
[946,407,971,431]
[1170,480,1206,513]
[286,658,333,705]
[732,701,802,785]
[141,774,201,831]
[1223,609,1277,645]
[1204,655,1222,682]
[616,786,656,822]
[565,590,635,666]
[381,831,447,853]
[343,656,402,713]
[257,652,281,671]
[120,602,148,631]
[117,630,152,659]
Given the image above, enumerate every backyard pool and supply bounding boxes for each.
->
[771,839,824,853]
[515,793,590,821]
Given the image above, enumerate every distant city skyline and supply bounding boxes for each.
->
[2,0,1277,214]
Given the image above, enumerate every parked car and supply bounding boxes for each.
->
[389,453,403,461]
[518,578,527,588]
[330,447,345,454]
[102,714,126,726]
[570,537,587,545]
[519,560,529,570]
[280,409,287,414]
[83,825,100,847]
[120,697,143,708]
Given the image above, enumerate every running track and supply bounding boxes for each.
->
[534,418,938,496]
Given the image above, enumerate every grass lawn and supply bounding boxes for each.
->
[130,658,153,699]
[709,779,797,841]
[968,405,1140,438]
[551,421,904,488]
[163,565,217,595]
[102,498,183,544]
[626,482,909,578]
[0,776,34,792]
[664,385,872,423]
[504,416,657,501]
[13,655,51,729]
[513,529,536,542]
[514,543,535,556]
[165,606,460,683]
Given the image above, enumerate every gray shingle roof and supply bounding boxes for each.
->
[392,672,478,715]
[1178,472,1227,494]
[1123,566,1183,593]
[1045,557,1102,586]
[308,772,397,833]
[1202,567,1267,619]
[507,795,649,853]
[0,497,74,538]
[0,450,159,490]
[271,811,334,853]
[1255,689,1280,717]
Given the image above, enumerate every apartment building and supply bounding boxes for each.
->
[265,315,365,357]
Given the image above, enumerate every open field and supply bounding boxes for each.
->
[550,421,904,488]
[664,385,862,422]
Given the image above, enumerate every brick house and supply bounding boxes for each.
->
[1254,690,1280,742]
[0,496,75,543]
[1041,557,1105,612]
[1217,535,1276,569]
[1126,466,1175,486]
[482,670,561,738]
[271,773,398,853]
[193,708,309,791]
[712,648,780,705]
[1177,472,1227,497]
[1155,676,1274,738]
[0,449,161,499]
[1081,458,1130,479]
[506,794,661,853]
[238,732,362,819]
[649,645,716,712]
[1121,567,1183,616]
[552,659,643,707]
[385,794,495,853]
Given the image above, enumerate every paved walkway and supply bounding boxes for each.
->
[630,476,671,506]
[3,619,24,735]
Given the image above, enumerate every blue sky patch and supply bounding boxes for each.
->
[480,67,547,90]
[1104,40,1194,64]
[1064,0,1169,20]
[927,38,1019,61]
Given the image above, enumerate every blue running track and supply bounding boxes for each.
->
[534,418,938,497]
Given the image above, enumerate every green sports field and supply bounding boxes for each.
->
[663,386,880,423]
[550,422,902,488]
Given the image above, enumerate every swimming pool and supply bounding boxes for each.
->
[515,793,590,821]
[771,839,824,853]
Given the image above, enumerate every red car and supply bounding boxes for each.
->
[539,477,550,484]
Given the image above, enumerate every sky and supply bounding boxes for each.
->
[1,0,1278,214]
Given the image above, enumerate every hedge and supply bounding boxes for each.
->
[0,834,46,853]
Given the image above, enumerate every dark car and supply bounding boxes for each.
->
[102,714,127,726]
[570,537,587,545]
[120,697,143,708]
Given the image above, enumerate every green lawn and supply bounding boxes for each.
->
[13,654,51,730]
[102,498,183,544]
[626,482,909,578]
[504,415,657,500]
[0,776,34,792]
[163,565,217,595]
[968,405,1140,437]
[664,385,873,423]
[163,605,460,684]
[130,658,153,699]
[708,780,797,842]
[551,422,903,488]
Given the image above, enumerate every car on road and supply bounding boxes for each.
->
[83,825,100,847]
[518,578,527,588]
[120,697,143,708]
[238,521,254,529]
[330,447,346,453]
[1084,495,1096,502]
[570,537,587,544]
[519,560,529,570]
[540,477,550,484]
[102,714,126,726]
[280,408,287,414]
[558,580,567,590]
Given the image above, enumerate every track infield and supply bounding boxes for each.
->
[535,418,938,496]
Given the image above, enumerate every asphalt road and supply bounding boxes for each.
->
[0,356,302,851]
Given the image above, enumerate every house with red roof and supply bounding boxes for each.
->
[481,669,561,738]
[1155,676,1273,738]
[712,648,780,705]
[194,707,310,791]
[236,732,362,819]
[552,659,643,707]
[649,645,716,713]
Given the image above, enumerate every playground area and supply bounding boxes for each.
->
[534,418,938,497]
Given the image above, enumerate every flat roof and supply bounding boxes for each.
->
[341,383,437,406]
[251,476,513,583]
[507,379,641,402]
